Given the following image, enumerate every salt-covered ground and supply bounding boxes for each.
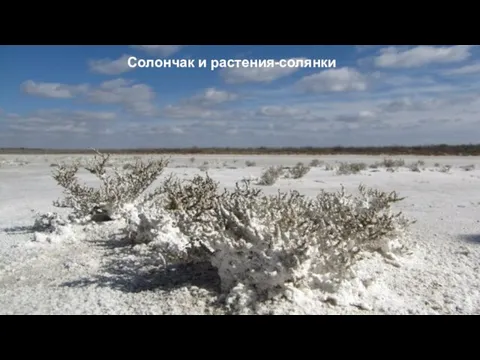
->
[1,154,480,315]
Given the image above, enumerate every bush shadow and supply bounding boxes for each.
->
[459,234,480,245]
[1,225,36,235]
[61,236,222,295]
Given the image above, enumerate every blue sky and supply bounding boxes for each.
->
[1,45,480,148]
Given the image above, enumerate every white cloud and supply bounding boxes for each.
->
[163,105,221,119]
[35,109,117,121]
[221,58,306,84]
[377,94,480,113]
[443,62,480,75]
[186,88,238,107]
[130,45,184,57]
[255,105,316,120]
[22,78,158,117]
[88,54,134,75]
[378,97,442,113]
[86,79,157,116]
[373,45,473,68]
[4,109,116,134]
[296,67,368,93]
[335,110,378,123]
[21,80,88,99]
[355,45,384,52]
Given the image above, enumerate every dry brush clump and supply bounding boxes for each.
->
[37,150,414,310]
[257,165,284,185]
[369,158,405,171]
[381,158,405,168]
[437,165,452,173]
[407,161,423,172]
[309,159,323,167]
[336,162,367,175]
[460,164,475,172]
[286,162,311,179]
[50,149,169,219]
[150,179,413,304]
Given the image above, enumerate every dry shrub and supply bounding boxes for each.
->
[51,149,169,218]
[309,159,323,167]
[460,164,475,172]
[257,166,284,185]
[155,179,412,303]
[336,162,367,175]
[407,162,422,172]
[286,162,311,179]
[382,158,405,168]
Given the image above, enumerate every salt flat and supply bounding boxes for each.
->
[1,154,480,315]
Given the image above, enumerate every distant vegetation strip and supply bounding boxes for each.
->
[2,144,480,156]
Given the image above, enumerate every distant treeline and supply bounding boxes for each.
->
[2,144,480,156]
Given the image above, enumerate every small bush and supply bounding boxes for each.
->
[245,160,256,167]
[460,164,475,171]
[309,159,323,167]
[408,162,422,172]
[198,162,209,172]
[438,165,452,173]
[257,166,284,186]
[325,163,335,171]
[434,163,440,167]
[32,211,67,233]
[382,158,405,168]
[336,162,367,175]
[51,149,169,219]
[288,162,311,179]
[189,157,195,163]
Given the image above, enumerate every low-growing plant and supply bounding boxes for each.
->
[288,162,311,179]
[408,161,422,172]
[257,165,284,185]
[382,158,405,168]
[309,159,323,167]
[336,162,367,175]
[51,149,169,218]
[245,160,256,167]
[198,163,209,172]
[460,164,475,171]
[438,165,452,173]
[158,180,413,302]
